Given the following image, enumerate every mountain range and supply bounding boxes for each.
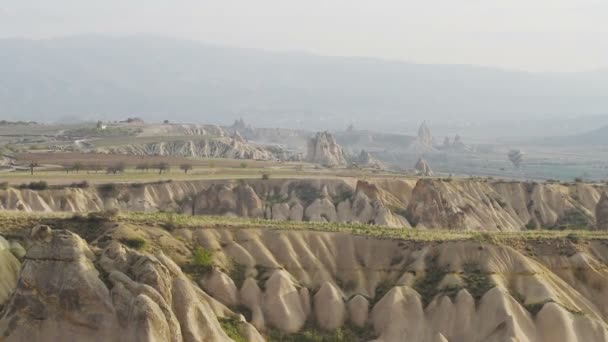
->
[1,35,607,133]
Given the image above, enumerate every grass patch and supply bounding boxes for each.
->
[267,324,376,342]
[120,237,147,250]
[181,246,215,277]
[219,317,246,342]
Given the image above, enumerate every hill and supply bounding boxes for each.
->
[1,35,608,131]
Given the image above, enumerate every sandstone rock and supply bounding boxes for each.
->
[314,282,345,330]
[9,241,26,259]
[414,157,434,176]
[418,121,433,147]
[0,236,20,307]
[306,131,346,167]
[347,294,369,327]
[262,270,307,333]
[305,198,337,222]
[0,229,117,342]
[596,192,608,230]
[355,150,384,169]
[201,268,240,307]
[271,202,290,221]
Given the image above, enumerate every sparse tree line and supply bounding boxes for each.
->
[27,161,194,175]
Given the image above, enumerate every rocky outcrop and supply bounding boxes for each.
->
[3,221,608,341]
[167,228,608,340]
[418,121,433,147]
[0,236,21,307]
[415,157,434,176]
[306,131,346,167]
[597,192,608,230]
[1,178,607,231]
[99,137,288,161]
[0,226,263,342]
[354,150,384,169]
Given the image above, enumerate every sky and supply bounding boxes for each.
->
[0,0,607,72]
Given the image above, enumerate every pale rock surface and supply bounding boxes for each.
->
[201,268,240,307]
[418,121,433,147]
[0,236,20,307]
[313,282,345,330]
[414,157,434,176]
[355,150,384,169]
[262,270,307,333]
[347,294,370,327]
[596,192,608,230]
[306,131,347,167]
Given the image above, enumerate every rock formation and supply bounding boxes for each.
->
[99,137,289,161]
[597,192,608,230]
[1,177,607,231]
[0,226,263,342]
[354,150,384,169]
[418,121,433,147]
[306,131,347,167]
[415,157,434,176]
[2,213,608,341]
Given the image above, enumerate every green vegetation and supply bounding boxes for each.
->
[414,258,495,306]
[1,211,608,245]
[462,263,495,301]
[120,237,148,250]
[192,246,214,268]
[219,317,246,342]
[267,325,376,342]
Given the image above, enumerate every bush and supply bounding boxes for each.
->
[180,163,193,174]
[88,208,120,221]
[69,181,89,189]
[120,237,147,250]
[240,162,248,168]
[0,182,8,190]
[20,181,48,190]
[192,246,214,268]
[261,173,270,180]
[219,318,246,342]
[107,162,126,174]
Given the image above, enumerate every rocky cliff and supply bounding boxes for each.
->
[0,178,607,231]
[1,221,608,341]
[97,138,288,161]
[306,132,347,167]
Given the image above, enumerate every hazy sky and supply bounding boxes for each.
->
[1,0,607,72]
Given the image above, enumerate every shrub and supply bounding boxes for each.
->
[88,208,120,221]
[240,162,248,168]
[69,181,89,189]
[22,181,48,190]
[574,177,584,183]
[261,173,270,180]
[106,162,126,174]
[0,182,8,190]
[155,162,170,174]
[180,163,193,174]
[219,318,246,342]
[120,237,147,250]
[192,246,214,268]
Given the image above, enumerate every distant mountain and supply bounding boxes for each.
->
[1,35,608,131]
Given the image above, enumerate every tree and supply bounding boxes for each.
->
[180,163,193,174]
[107,162,126,174]
[28,161,39,175]
[72,161,84,173]
[89,163,102,173]
[156,162,170,174]
[136,163,150,173]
